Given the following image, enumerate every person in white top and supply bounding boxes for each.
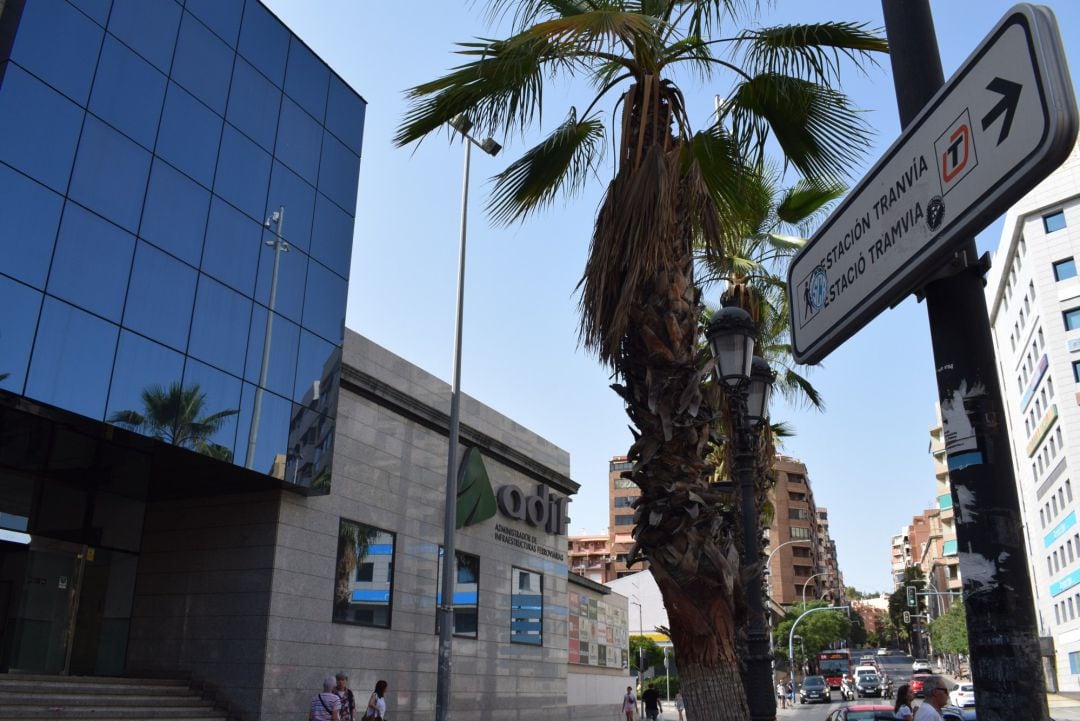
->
[893,683,915,721]
[363,680,388,720]
[914,676,949,721]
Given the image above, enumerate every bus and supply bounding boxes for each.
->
[817,649,852,689]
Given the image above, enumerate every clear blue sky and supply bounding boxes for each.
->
[265,1,1080,593]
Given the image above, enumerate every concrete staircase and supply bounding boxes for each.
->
[0,675,230,720]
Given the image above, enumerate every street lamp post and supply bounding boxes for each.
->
[788,605,852,705]
[706,306,777,721]
[435,115,501,721]
[766,539,813,693]
[802,572,828,607]
[631,596,645,715]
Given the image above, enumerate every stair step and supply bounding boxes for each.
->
[0,682,195,696]
[0,693,205,707]
[0,675,188,686]
[0,708,224,719]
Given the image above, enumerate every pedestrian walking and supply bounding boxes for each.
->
[674,691,685,721]
[777,681,787,709]
[641,684,662,721]
[310,676,342,721]
[362,680,388,721]
[622,686,637,721]
[335,673,356,721]
[893,684,915,721]
[914,676,949,721]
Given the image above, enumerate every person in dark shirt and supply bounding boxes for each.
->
[641,685,662,721]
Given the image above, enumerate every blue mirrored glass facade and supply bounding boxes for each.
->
[0,0,365,490]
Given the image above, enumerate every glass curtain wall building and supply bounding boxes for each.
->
[0,0,363,676]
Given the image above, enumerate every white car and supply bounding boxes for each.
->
[951,683,975,707]
[876,647,888,656]
[912,659,932,673]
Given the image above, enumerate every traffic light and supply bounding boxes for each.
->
[906,585,917,607]
[903,611,911,624]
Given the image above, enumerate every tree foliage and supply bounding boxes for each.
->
[929,602,968,655]
[773,601,851,663]
[631,635,665,671]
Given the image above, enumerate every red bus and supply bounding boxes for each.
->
[817,649,852,689]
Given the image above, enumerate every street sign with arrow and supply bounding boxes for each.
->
[788,4,1077,364]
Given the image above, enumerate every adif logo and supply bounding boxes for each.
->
[798,263,829,327]
[456,447,497,529]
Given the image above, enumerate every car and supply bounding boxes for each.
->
[876,647,889,656]
[912,658,932,673]
[855,672,883,698]
[909,670,931,697]
[825,704,896,721]
[951,683,976,707]
[800,675,832,704]
[859,656,878,667]
[942,705,977,721]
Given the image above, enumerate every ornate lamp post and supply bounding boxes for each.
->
[706,305,776,721]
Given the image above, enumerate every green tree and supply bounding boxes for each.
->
[630,635,665,671]
[773,601,851,664]
[887,567,926,652]
[929,602,968,656]
[396,3,885,716]
[108,381,237,461]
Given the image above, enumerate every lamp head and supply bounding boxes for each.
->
[746,355,776,427]
[705,306,756,388]
[449,114,474,135]
[480,137,502,156]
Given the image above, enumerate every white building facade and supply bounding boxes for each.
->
[986,144,1080,691]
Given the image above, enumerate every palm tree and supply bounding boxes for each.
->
[396,3,885,717]
[108,381,238,460]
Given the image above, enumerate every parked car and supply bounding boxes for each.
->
[910,671,931,697]
[912,658,932,673]
[876,647,888,656]
[951,683,976,707]
[824,704,896,721]
[800,676,832,704]
[855,672,883,698]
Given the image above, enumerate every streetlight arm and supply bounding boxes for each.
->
[801,572,828,607]
[787,605,851,699]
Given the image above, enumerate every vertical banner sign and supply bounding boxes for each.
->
[787,4,1077,364]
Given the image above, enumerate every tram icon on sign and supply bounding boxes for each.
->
[935,109,979,195]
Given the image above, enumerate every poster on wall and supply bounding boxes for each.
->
[567,591,629,669]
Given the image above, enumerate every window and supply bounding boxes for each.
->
[1065,308,1080,331]
[156,82,224,190]
[1039,328,1045,348]
[1049,376,1056,398]
[614,497,634,508]
[1055,258,1078,282]
[789,508,811,520]
[792,546,812,558]
[1044,210,1067,233]
[1020,235,1027,255]
[0,163,64,289]
[1072,361,1080,383]
[511,567,543,645]
[791,526,812,540]
[613,478,636,489]
[89,37,167,151]
[614,514,634,526]
[123,242,197,351]
[333,519,395,628]
[789,492,807,502]
[788,474,806,484]
[0,276,43,394]
[11,0,102,105]
[436,548,479,638]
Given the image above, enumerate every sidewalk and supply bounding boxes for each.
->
[1048,691,1080,721]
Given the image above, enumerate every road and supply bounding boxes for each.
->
[776,652,922,719]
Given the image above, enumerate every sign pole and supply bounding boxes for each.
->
[881,3,1047,720]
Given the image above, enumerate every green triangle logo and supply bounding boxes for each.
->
[456,446,497,529]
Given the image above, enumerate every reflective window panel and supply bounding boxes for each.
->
[284,37,328,124]
[226,57,281,153]
[0,63,84,193]
[0,276,43,394]
[105,330,186,441]
[185,0,243,48]
[294,330,336,404]
[233,381,292,476]
[244,306,299,400]
[188,275,252,378]
[511,567,543,645]
[26,297,119,420]
[156,82,223,191]
[333,519,394,628]
[107,0,182,74]
[436,548,480,638]
[140,159,211,267]
[265,161,314,253]
[254,233,307,324]
[0,163,64,289]
[325,74,365,158]
[182,357,243,462]
[287,404,333,489]
[47,203,135,323]
[303,260,346,344]
[123,241,198,351]
[215,124,272,222]
[10,0,103,105]
[69,116,152,234]
[171,11,234,115]
[89,36,168,151]
[317,131,360,217]
[275,98,321,185]
[237,1,288,87]
[69,0,112,26]
[202,197,262,296]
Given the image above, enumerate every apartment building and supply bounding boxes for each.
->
[986,143,1080,691]
[767,455,830,606]
[924,406,963,610]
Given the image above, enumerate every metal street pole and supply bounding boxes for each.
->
[881,3,1047,721]
[789,606,850,705]
[766,539,812,694]
[732,393,773,721]
[435,117,500,721]
[246,205,286,470]
[632,596,645,716]
[801,572,827,608]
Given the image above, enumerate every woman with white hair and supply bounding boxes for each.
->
[310,675,342,721]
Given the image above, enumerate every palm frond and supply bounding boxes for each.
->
[677,0,748,39]
[485,0,612,32]
[777,365,824,409]
[108,409,146,431]
[775,179,845,227]
[488,108,606,224]
[726,73,872,182]
[736,22,887,84]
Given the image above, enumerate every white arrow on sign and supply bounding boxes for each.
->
[787,4,1077,365]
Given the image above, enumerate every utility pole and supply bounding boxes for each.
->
[881,3,1047,720]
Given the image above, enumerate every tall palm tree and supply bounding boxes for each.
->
[108,381,237,460]
[397,3,885,717]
